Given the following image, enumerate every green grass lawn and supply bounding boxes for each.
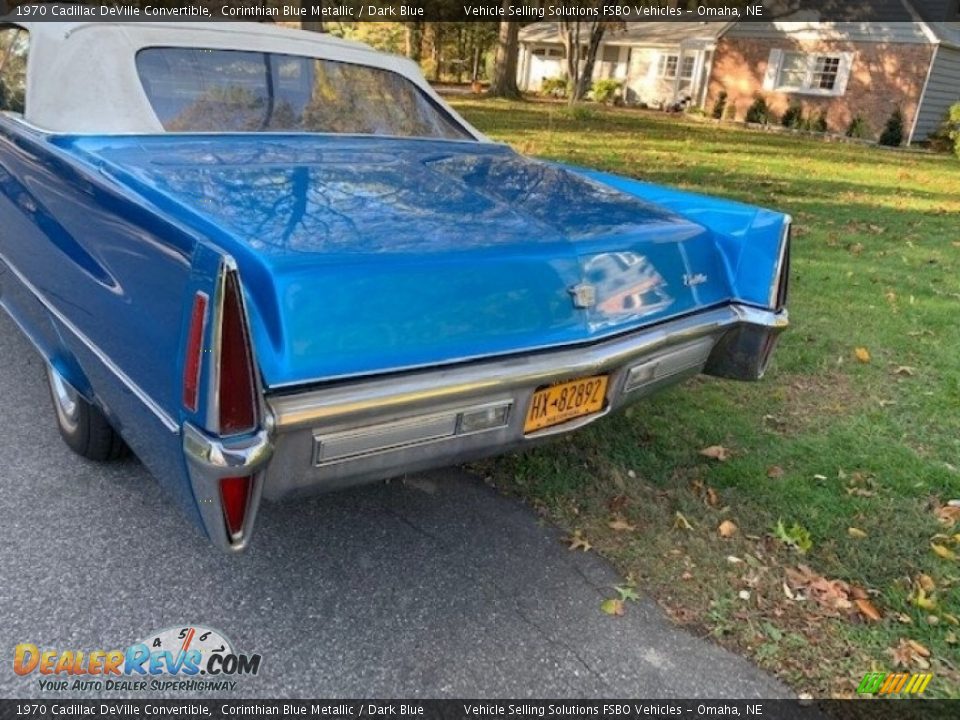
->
[448,97,960,698]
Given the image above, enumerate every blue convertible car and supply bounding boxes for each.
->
[0,21,789,551]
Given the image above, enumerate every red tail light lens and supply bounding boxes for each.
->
[218,272,258,435]
[220,476,251,536]
[182,293,208,412]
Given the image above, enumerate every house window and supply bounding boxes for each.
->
[0,26,29,114]
[812,56,841,89]
[658,54,679,78]
[534,47,563,58]
[777,52,845,93]
[680,56,696,80]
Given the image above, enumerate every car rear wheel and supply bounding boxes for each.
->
[46,365,128,461]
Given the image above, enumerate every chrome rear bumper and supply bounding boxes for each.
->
[185,304,787,551]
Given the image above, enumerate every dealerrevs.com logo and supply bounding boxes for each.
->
[13,625,262,693]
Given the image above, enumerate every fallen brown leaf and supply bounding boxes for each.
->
[893,365,917,377]
[718,520,738,539]
[935,502,960,528]
[918,574,936,593]
[888,638,931,669]
[567,530,592,552]
[907,639,931,658]
[699,445,731,462]
[766,465,785,479]
[785,565,853,614]
[848,527,868,539]
[854,347,871,363]
[855,598,883,623]
[705,487,720,507]
[608,517,636,532]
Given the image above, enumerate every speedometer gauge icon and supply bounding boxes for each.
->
[138,625,233,672]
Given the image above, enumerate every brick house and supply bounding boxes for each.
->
[517,1,960,144]
[708,3,960,143]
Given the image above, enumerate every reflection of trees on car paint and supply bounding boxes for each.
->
[115,142,688,256]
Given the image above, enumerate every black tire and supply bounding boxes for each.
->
[46,365,128,461]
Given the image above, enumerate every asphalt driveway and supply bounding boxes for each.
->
[0,310,790,699]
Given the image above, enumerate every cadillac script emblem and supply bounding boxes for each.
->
[569,283,597,309]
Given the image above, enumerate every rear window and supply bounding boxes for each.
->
[135,47,471,140]
[0,27,29,114]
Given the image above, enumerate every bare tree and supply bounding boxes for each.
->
[488,0,520,99]
[559,3,624,103]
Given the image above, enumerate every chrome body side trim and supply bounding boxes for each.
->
[0,249,180,433]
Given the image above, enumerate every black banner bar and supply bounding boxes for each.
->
[0,700,957,720]
[0,1,953,24]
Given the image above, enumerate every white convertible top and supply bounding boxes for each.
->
[8,21,484,138]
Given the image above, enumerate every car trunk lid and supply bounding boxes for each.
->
[60,135,732,387]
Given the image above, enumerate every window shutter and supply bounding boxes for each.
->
[834,52,854,96]
[762,49,783,90]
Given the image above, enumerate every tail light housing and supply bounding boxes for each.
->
[215,271,259,435]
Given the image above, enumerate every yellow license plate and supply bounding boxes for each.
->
[524,375,609,433]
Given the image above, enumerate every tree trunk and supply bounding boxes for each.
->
[561,20,610,104]
[300,0,324,32]
[405,22,424,62]
[488,6,521,99]
[431,23,444,82]
[575,23,606,101]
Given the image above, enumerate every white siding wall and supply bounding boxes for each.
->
[622,48,699,107]
[914,45,960,139]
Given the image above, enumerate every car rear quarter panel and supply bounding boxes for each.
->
[0,118,209,526]
[568,166,789,309]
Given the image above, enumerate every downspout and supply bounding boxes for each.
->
[908,43,938,145]
[697,49,713,108]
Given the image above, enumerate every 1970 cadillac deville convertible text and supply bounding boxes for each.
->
[0,21,789,551]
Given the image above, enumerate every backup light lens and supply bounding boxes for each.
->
[457,404,511,435]
[624,363,657,391]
